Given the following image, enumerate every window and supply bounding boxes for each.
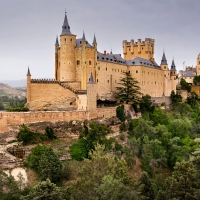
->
[70,38,72,42]
[164,66,166,69]
[89,61,92,65]
[77,60,80,65]
[106,67,107,71]
[98,67,100,70]
[107,80,109,83]
[136,70,138,73]
[97,79,98,82]
[64,38,66,41]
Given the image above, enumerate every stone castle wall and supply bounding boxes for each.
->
[0,107,116,133]
[27,81,77,111]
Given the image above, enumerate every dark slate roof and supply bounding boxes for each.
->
[126,57,160,68]
[93,34,97,44]
[27,67,31,76]
[55,36,59,46]
[97,52,126,64]
[182,71,197,77]
[161,52,167,65]
[82,31,86,41]
[76,38,92,48]
[88,72,95,84]
[171,59,176,70]
[61,13,72,35]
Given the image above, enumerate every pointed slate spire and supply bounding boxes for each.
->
[110,49,113,55]
[55,36,59,46]
[27,67,31,76]
[161,51,167,65]
[61,12,71,35]
[88,72,95,84]
[93,34,97,44]
[171,59,176,70]
[82,31,86,41]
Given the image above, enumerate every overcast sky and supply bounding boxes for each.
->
[0,0,200,81]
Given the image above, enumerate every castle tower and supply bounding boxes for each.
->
[123,38,155,60]
[87,72,97,112]
[197,54,200,75]
[26,67,31,103]
[161,52,170,96]
[92,34,97,82]
[170,59,177,92]
[160,51,168,70]
[55,36,59,80]
[81,31,87,90]
[58,12,76,82]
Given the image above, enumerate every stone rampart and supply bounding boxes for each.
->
[0,107,117,133]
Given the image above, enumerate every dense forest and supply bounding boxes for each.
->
[0,95,28,111]
[1,91,200,200]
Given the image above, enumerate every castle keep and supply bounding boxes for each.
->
[26,12,177,111]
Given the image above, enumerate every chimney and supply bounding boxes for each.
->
[104,50,106,55]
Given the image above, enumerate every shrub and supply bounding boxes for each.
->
[119,133,125,141]
[17,125,48,145]
[116,105,126,122]
[45,126,56,139]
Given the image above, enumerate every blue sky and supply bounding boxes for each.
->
[0,0,200,80]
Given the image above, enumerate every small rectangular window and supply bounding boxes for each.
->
[89,61,92,65]
[77,60,80,65]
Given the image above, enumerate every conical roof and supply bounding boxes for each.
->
[171,59,176,70]
[55,36,59,46]
[82,31,86,41]
[93,34,97,44]
[27,67,31,76]
[161,52,167,65]
[61,12,72,35]
[88,72,95,84]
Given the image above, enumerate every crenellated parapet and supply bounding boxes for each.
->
[123,38,155,60]
[31,79,58,83]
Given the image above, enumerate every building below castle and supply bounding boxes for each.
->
[26,12,177,111]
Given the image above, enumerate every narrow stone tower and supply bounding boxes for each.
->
[197,54,200,75]
[160,52,170,96]
[55,36,59,80]
[170,59,177,92]
[87,72,97,112]
[81,32,87,90]
[59,12,76,81]
[26,67,31,103]
[92,34,97,82]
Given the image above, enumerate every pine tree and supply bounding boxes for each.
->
[116,71,141,104]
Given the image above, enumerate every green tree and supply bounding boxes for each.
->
[180,78,191,92]
[170,90,182,105]
[26,145,49,169]
[116,71,141,104]
[69,122,113,160]
[37,148,62,183]
[20,179,65,200]
[137,171,155,200]
[71,144,137,200]
[187,92,199,108]
[0,101,4,110]
[45,126,57,139]
[116,105,126,122]
[193,75,200,85]
[26,145,62,183]
[140,95,155,113]
[165,161,198,200]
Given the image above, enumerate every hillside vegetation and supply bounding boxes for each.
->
[1,91,200,199]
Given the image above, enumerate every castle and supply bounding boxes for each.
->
[26,12,177,111]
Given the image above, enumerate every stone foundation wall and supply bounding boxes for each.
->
[0,107,117,133]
